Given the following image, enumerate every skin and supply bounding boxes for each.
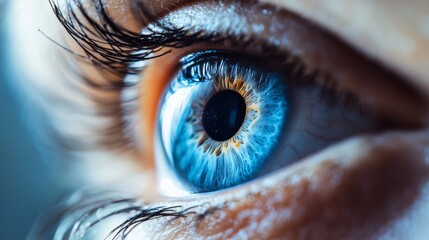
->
[262,0,429,91]
[6,0,429,239]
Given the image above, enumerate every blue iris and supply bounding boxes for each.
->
[158,50,288,192]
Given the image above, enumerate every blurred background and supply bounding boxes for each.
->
[0,1,64,239]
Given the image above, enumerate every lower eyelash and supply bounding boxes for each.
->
[29,190,199,240]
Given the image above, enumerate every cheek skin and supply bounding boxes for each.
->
[143,131,429,239]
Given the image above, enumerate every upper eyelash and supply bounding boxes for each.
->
[50,0,216,82]
[49,0,365,152]
[48,0,234,151]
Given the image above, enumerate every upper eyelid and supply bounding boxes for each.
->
[54,0,429,95]
[51,0,387,81]
[54,0,428,127]
[157,5,428,128]
[187,4,428,125]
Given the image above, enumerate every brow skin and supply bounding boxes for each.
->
[260,0,429,91]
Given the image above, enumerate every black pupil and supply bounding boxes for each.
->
[202,90,246,141]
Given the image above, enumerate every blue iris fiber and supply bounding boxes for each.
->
[159,50,288,192]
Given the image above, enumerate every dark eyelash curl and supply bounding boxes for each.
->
[50,0,234,84]
[28,190,201,240]
[49,0,363,152]
[48,0,237,151]
[51,0,165,79]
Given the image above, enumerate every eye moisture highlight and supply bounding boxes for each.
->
[157,50,288,192]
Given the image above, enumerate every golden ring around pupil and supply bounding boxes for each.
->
[187,76,260,156]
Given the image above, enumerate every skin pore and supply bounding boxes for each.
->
[7,0,429,239]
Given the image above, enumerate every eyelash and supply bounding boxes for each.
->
[50,0,366,153]
[30,190,201,240]
[41,0,394,237]
[49,0,239,151]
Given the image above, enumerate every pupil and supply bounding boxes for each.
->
[202,90,246,141]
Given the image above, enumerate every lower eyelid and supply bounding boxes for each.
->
[149,131,429,239]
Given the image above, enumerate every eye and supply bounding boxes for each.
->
[155,46,382,194]
[22,0,429,239]
[45,0,426,201]
[158,50,288,192]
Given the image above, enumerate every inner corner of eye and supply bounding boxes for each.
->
[152,50,377,195]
